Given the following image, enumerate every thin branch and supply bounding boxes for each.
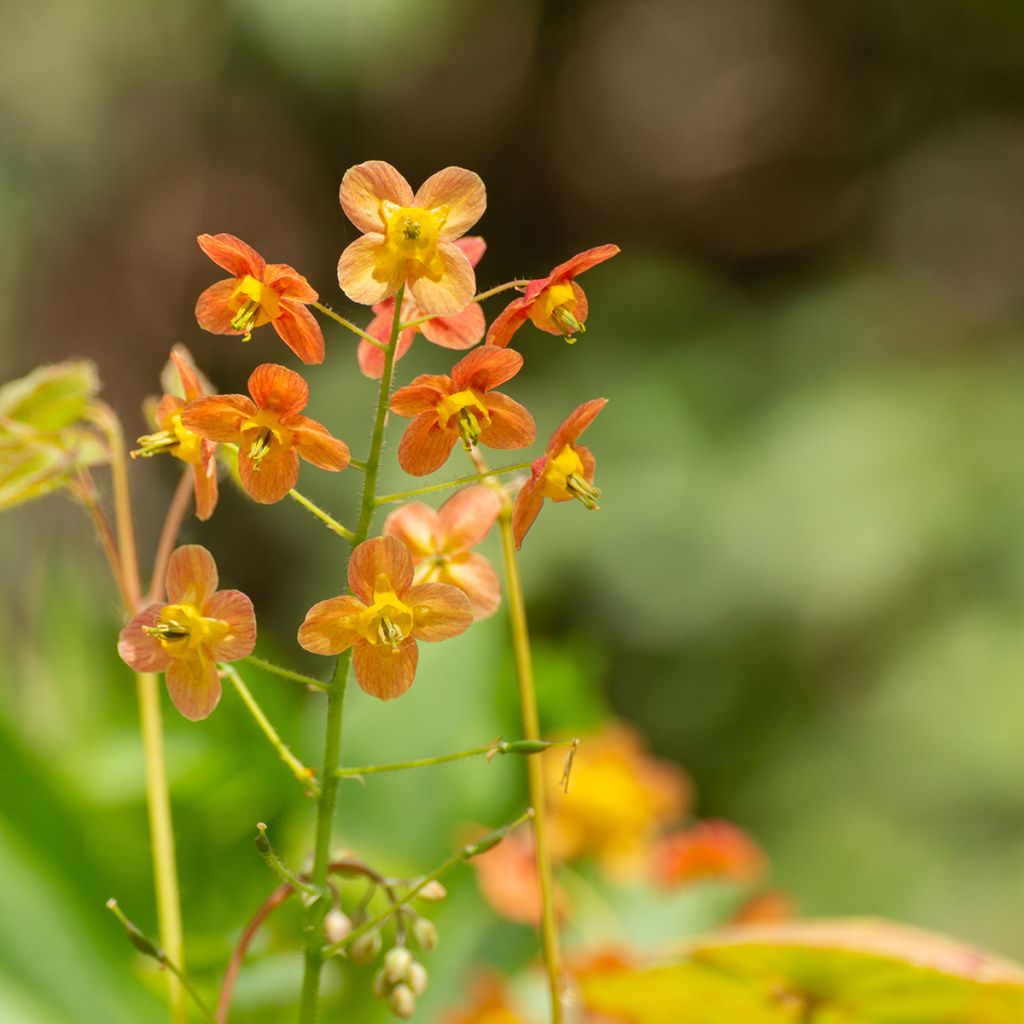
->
[148,469,194,604]
[311,301,387,350]
[398,279,530,331]
[241,655,330,693]
[374,462,532,506]
[288,488,355,542]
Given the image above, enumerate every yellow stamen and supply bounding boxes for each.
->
[142,603,228,657]
[132,429,178,459]
[229,274,281,341]
[435,389,489,449]
[376,203,449,284]
[566,473,600,510]
[357,573,415,650]
[529,281,585,342]
[248,428,274,469]
[540,444,600,508]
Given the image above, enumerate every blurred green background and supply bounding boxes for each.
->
[4,0,1024,1020]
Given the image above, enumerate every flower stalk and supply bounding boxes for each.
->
[374,461,532,506]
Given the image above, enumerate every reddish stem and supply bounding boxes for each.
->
[148,470,194,604]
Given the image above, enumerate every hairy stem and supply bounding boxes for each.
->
[374,461,532,506]
[398,279,530,331]
[240,655,330,693]
[288,488,355,541]
[312,300,388,350]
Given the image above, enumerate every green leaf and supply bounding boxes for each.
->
[0,360,99,433]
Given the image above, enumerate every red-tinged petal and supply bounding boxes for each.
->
[444,552,502,619]
[570,280,590,324]
[398,412,458,476]
[512,476,545,549]
[382,502,438,558]
[436,485,502,551]
[548,244,620,284]
[419,300,485,350]
[118,605,171,673]
[196,279,242,335]
[451,346,523,392]
[390,375,453,417]
[547,398,608,455]
[192,450,218,522]
[576,443,597,482]
[407,240,474,316]
[156,394,184,428]
[485,296,532,348]
[358,326,415,379]
[340,161,414,233]
[338,233,405,306]
[347,535,414,603]
[182,395,255,442]
[239,447,299,504]
[204,589,257,662]
[457,235,487,267]
[169,345,206,401]
[290,418,350,471]
[298,595,365,655]
[272,300,325,365]
[413,167,486,240]
[248,363,308,415]
[407,582,473,641]
[352,638,419,700]
[166,544,219,605]
[263,263,318,303]
[165,654,222,721]
[479,391,537,450]
[197,233,265,278]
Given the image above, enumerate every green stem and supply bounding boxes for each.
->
[255,824,324,899]
[297,285,405,1023]
[311,301,387,350]
[398,279,530,331]
[222,665,320,797]
[241,655,330,693]
[288,488,354,541]
[374,461,533,507]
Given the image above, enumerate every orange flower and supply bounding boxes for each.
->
[338,161,486,315]
[732,889,794,925]
[117,545,256,720]
[487,245,619,347]
[132,345,218,520]
[471,824,550,926]
[195,233,325,365]
[512,398,606,548]
[358,237,487,379]
[546,722,690,877]
[653,821,767,888]
[383,486,503,619]
[444,973,524,1024]
[182,363,349,504]
[390,347,535,477]
[297,536,473,700]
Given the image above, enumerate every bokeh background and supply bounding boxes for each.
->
[4,0,1024,1020]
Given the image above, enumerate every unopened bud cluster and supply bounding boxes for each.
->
[374,945,429,1019]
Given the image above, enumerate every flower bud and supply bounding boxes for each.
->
[388,983,416,1019]
[384,945,413,984]
[407,961,428,996]
[350,928,383,965]
[411,917,439,952]
[324,909,352,945]
[372,967,389,999]
[418,880,447,901]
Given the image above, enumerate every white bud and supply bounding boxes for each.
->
[412,917,439,952]
[324,909,352,945]
[407,961,428,996]
[388,983,416,1019]
[418,880,447,901]
[384,945,413,984]
[372,967,390,999]
[350,928,382,965]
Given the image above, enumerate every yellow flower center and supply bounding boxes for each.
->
[540,444,601,509]
[132,413,203,465]
[435,388,489,449]
[230,275,281,340]
[357,573,415,650]
[240,411,292,470]
[142,602,229,658]
[528,281,586,343]
[377,202,448,283]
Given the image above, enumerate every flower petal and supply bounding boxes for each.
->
[347,535,414,603]
[419,300,485,350]
[192,450,218,522]
[358,325,416,379]
[169,345,206,401]
[413,167,486,240]
[197,233,265,278]
[457,235,487,267]
[436,485,502,550]
[272,300,325,365]
[118,605,171,673]
[298,595,365,655]
[166,544,218,605]
[451,346,523,392]
[547,398,608,455]
[407,582,473,641]
[238,446,299,504]
[485,295,532,348]
[390,375,452,418]
[512,475,545,549]
[338,233,406,306]
[182,395,255,442]
[248,363,308,416]
[263,263,318,303]
[352,639,419,700]
[548,244,620,284]
[407,240,474,316]
[382,502,438,557]
[443,552,502,619]
[166,654,222,721]
[479,392,537,450]
[340,161,414,233]
[195,279,242,335]
[398,412,457,476]
[290,417,350,471]
[204,589,257,662]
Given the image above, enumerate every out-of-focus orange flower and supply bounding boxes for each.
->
[297,536,473,700]
[546,722,690,877]
[358,237,487,379]
[338,161,486,315]
[731,889,795,925]
[383,486,502,619]
[132,345,218,520]
[182,363,349,504]
[390,347,535,476]
[195,233,324,364]
[117,545,256,720]
[444,973,524,1024]
[653,821,767,888]
[487,245,619,348]
[512,398,606,548]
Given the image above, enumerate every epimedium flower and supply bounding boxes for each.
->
[298,536,473,700]
[132,345,218,521]
[382,486,502,619]
[182,363,349,504]
[390,347,535,477]
[653,820,767,888]
[195,233,325,365]
[512,397,607,548]
[487,244,620,347]
[338,160,486,315]
[358,237,488,379]
[118,545,256,720]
